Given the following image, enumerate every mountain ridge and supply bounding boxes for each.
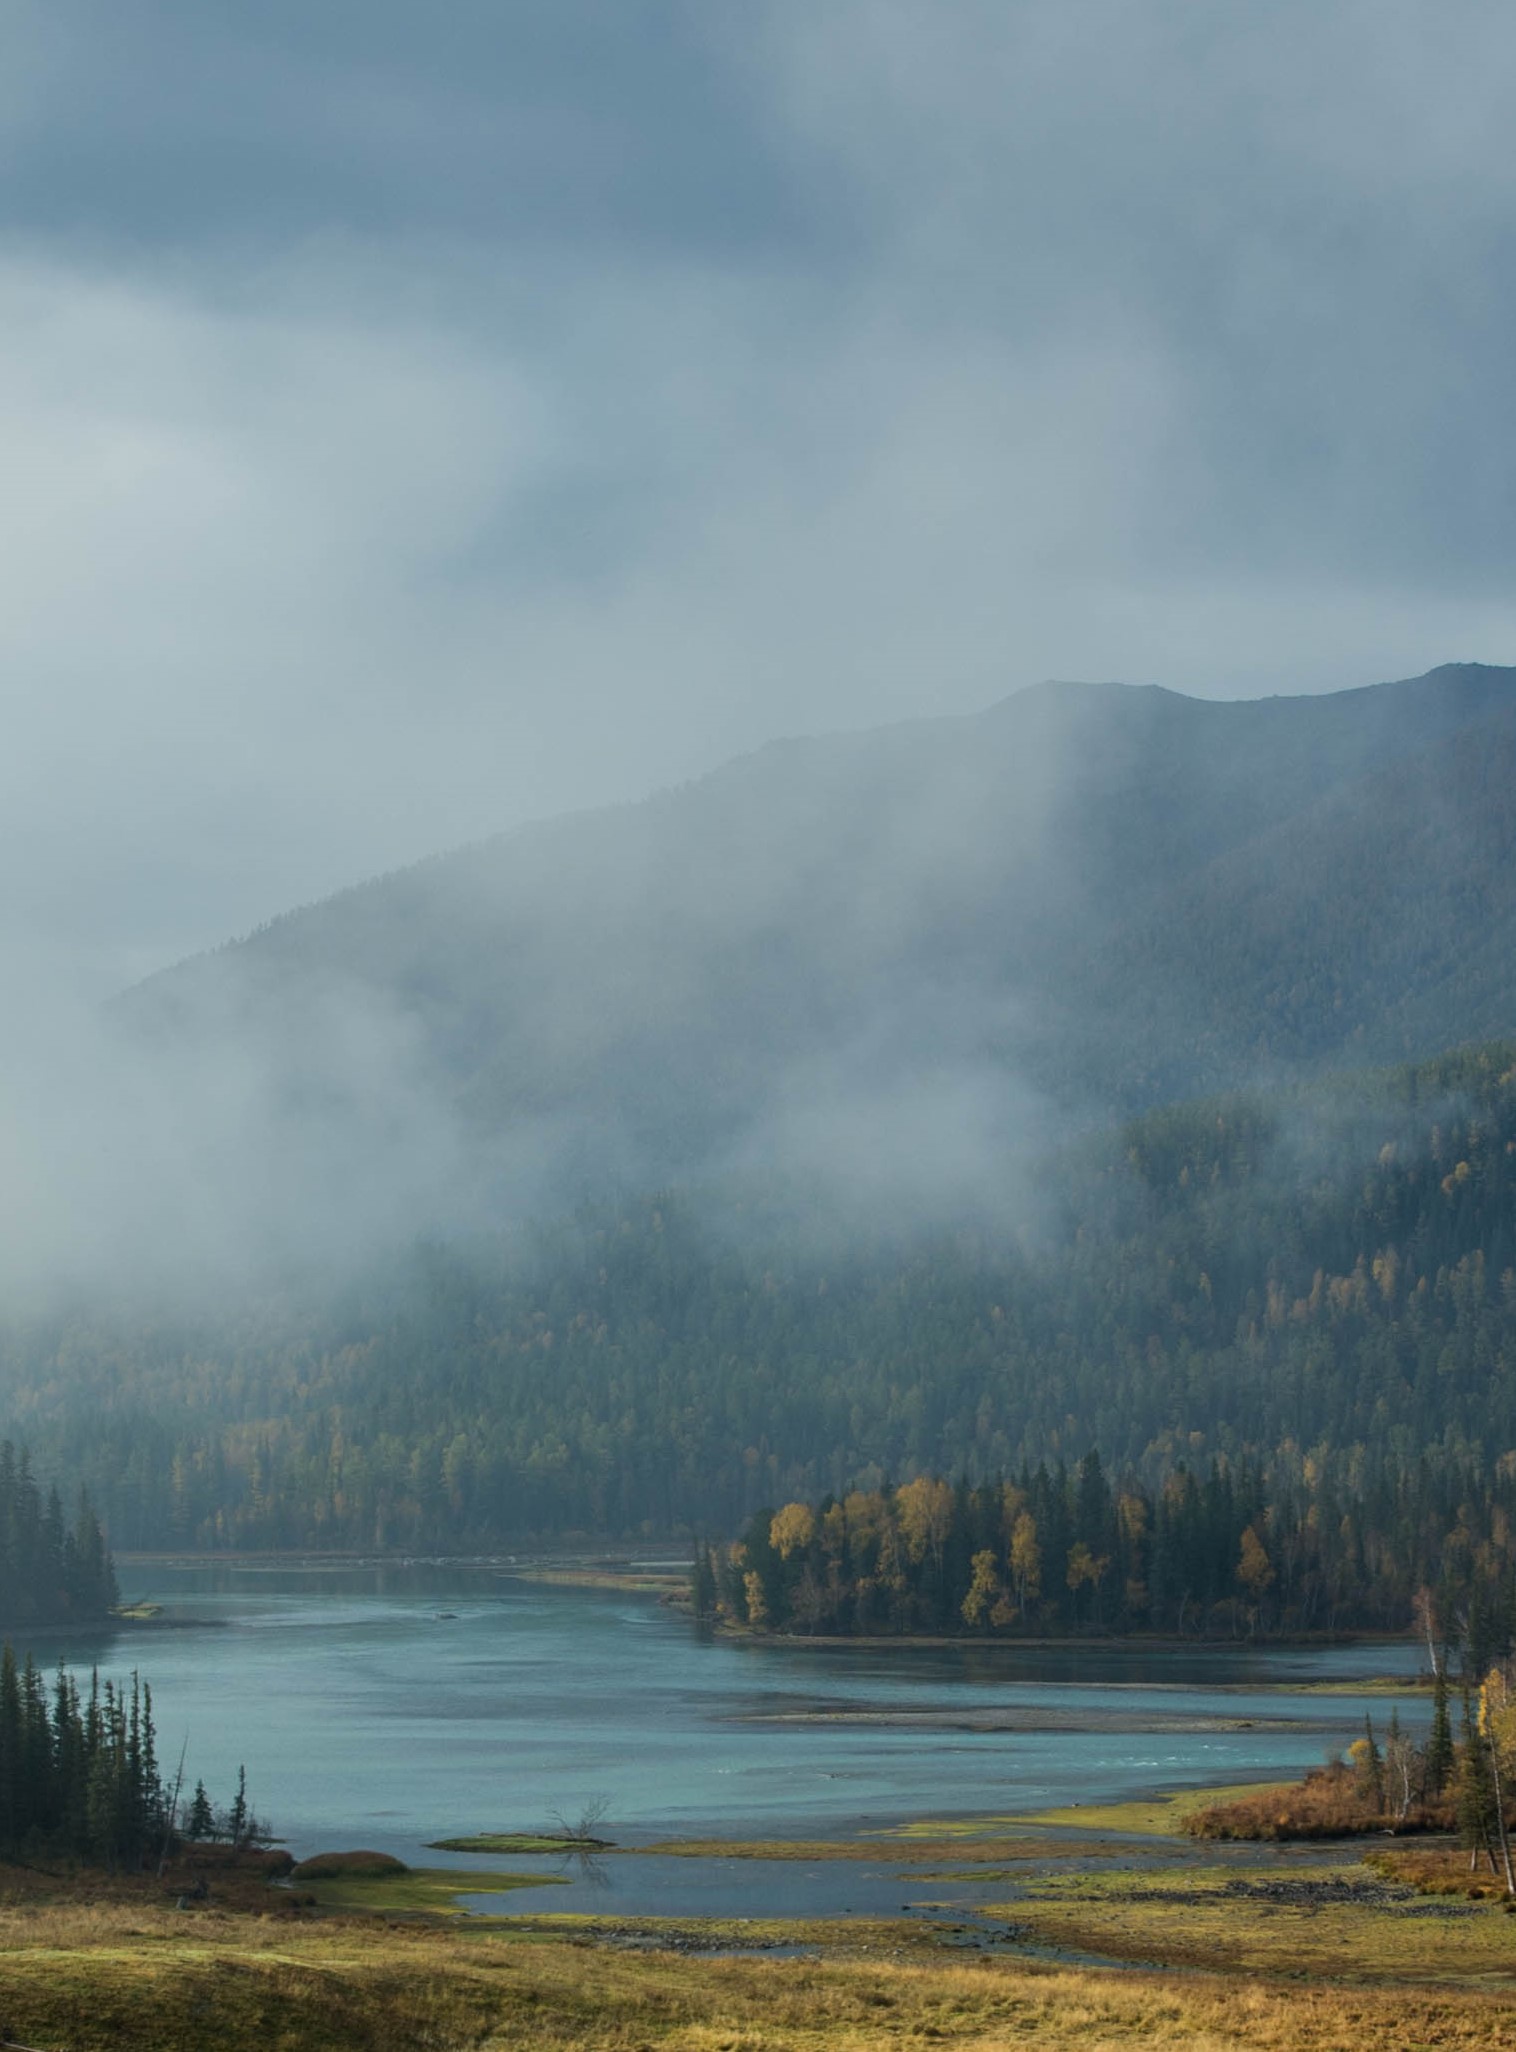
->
[108,660,1516,1235]
[131,660,1514,986]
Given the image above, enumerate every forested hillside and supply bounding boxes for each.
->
[6,1043,1516,1553]
[9,668,1516,1560]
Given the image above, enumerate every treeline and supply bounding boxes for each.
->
[6,1042,1516,1550]
[698,1450,1516,1650]
[0,1442,117,1626]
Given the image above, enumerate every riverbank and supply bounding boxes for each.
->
[8,1900,1512,2052]
[1,1802,1513,2051]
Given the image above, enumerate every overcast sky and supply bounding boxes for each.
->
[4,0,1515,993]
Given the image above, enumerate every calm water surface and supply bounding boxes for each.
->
[31,1564,1424,1918]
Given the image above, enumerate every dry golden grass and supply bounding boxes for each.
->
[0,1901,1513,2049]
[2,1831,1514,2050]
[1366,1844,1516,1901]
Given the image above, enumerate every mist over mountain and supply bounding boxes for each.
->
[12,1038,1516,1551]
[105,660,1516,1260]
[5,659,1516,1543]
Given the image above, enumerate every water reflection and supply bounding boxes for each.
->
[556,1845,612,1892]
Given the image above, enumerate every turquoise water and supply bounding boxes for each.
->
[27,1562,1423,1916]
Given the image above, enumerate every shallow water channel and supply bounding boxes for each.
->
[42,1562,1426,1921]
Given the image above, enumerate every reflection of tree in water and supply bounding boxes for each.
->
[547,1800,614,1892]
[556,1845,612,1891]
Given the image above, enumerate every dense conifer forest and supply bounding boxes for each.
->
[0,1646,257,1867]
[0,1443,117,1626]
[0,1654,163,1865]
[3,1042,1516,1590]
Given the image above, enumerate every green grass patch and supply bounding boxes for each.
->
[1009,1781,1292,1836]
[1000,1857,1516,1983]
[299,1863,567,1915]
[871,1780,1299,1841]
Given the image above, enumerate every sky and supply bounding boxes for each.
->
[4,0,1516,994]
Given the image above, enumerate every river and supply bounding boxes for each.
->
[29,1561,1424,1920]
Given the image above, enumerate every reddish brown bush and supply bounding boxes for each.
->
[1186,1763,1454,1841]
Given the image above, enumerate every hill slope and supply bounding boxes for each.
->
[119,661,1516,1213]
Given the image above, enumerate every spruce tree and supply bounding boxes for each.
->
[228,1764,248,1850]
[1457,1690,1497,1874]
[1424,1663,1455,1799]
[185,1779,215,1840]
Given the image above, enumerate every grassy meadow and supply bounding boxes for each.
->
[0,1893,1513,2052]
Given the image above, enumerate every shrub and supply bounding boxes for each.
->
[290,1850,409,1879]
